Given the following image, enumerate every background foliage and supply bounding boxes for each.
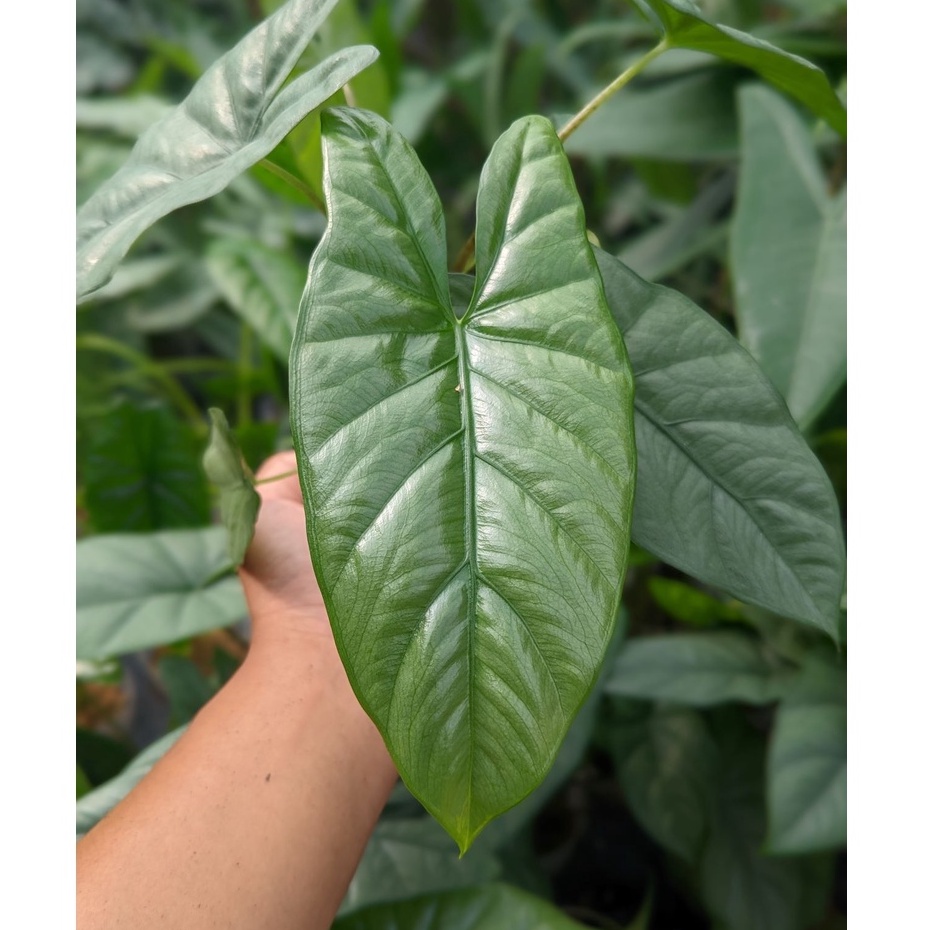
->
[76,0,846,927]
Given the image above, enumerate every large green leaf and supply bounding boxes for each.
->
[79,401,211,533]
[595,249,845,636]
[335,883,588,930]
[76,727,187,836]
[634,0,846,134]
[203,408,262,567]
[731,84,846,430]
[205,237,305,363]
[76,0,379,298]
[766,657,846,853]
[77,527,246,661]
[291,109,636,850]
[606,632,794,706]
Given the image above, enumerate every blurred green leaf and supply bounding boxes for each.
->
[77,765,93,800]
[767,657,846,853]
[617,172,731,282]
[335,883,589,930]
[205,237,304,363]
[77,0,379,297]
[391,70,448,145]
[79,402,212,533]
[731,84,846,430]
[635,0,846,133]
[77,728,187,835]
[606,633,794,705]
[647,577,742,627]
[698,712,833,930]
[596,249,846,636]
[603,702,717,862]
[76,95,174,137]
[561,71,738,161]
[339,818,501,917]
[158,655,217,726]
[77,527,246,661]
[203,408,261,567]
[76,727,135,787]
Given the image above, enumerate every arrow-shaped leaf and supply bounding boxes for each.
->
[595,249,845,636]
[634,0,846,135]
[291,109,636,851]
[76,0,379,298]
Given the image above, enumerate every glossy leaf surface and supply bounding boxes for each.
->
[606,633,793,706]
[636,0,846,134]
[76,0,378,297]
[76,727,186,835]
[595,249,845,636]
[291,110,636,850]
[205,238,305,363]
[203,409,261,567]
[731,85,846,430]
[77,527,246,661]
[335,883,588,930]
[767,657,846,853]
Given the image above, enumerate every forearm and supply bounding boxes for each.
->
[76,628,397,929]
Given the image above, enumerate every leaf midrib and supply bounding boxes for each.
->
[454,322,478,831]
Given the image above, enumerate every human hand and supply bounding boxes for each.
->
[238,450,333,653]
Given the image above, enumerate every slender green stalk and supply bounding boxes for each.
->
[557,38,668,143]
[76,334,205,431]
[255,468,298,486]
[259,158,327,214]
[451,39,669,274]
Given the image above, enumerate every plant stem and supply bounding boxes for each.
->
[76,334,205,431]
[259,158,327,214]
[557,38,668,143]
[451,39,668,275]
[254,468,299,486]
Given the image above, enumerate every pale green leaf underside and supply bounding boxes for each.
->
[76,0,378,298]
[335,883,588,930]
[596,249,844,635]
[203,408,261,567]
[77,527,246,661]
[606,632,793,706]
[732,85,846,430]
[291,109,636,851]
[638,0,846,135]
[767,658,846,853]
